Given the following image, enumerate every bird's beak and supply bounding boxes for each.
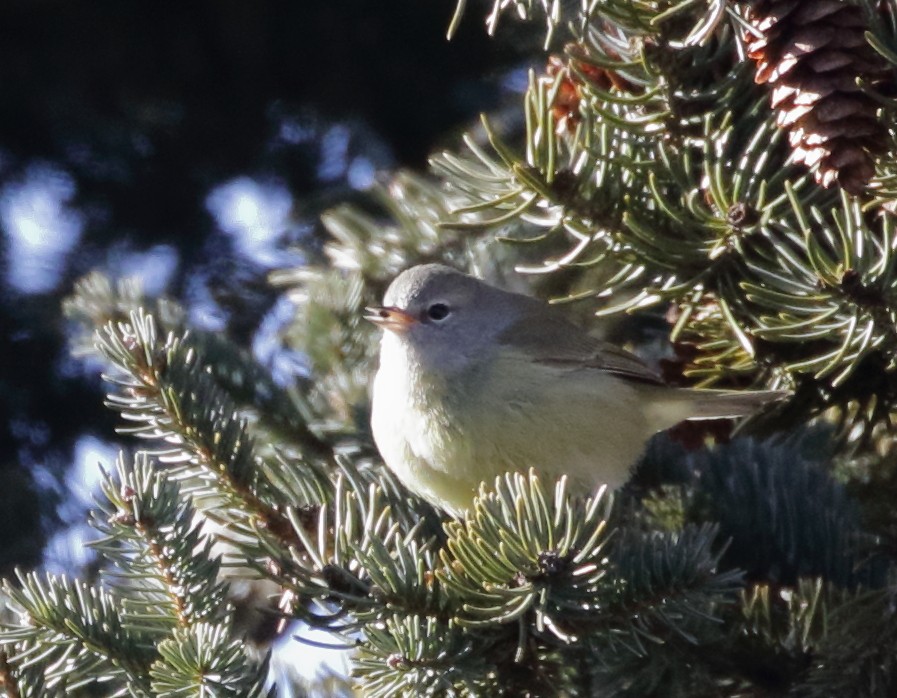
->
[364,306,418,333]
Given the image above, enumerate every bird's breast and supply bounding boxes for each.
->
[371,337,481,510]
[371,338,654,513]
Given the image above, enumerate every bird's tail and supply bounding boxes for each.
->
[642,387,788,432]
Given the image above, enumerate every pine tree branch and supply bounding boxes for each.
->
[1,454,272,696]
[90,454,230,631]
[1,572,156,696]
[65,272,333,463]
[96,310,328,556]
[149,624,272,698]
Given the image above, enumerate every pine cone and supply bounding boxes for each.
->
[745,0,892,194]
[547,45,639,133]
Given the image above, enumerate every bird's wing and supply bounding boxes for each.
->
[496,308,664,385]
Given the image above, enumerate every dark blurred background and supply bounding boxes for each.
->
[0,0,524,574]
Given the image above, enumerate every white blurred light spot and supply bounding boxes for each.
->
[347,157,376,190]
[253,296,310,386]
[0,164,84,294]
[318,125,350,182]
[43,522,97,575]
[186,274,228,331]
[271,624,351,696]
[113,243,180,296]
[66,435,118,514]
[41,435,117,574]
[205,177,294,267]
[278,118,315,145]
[501,66,531,93]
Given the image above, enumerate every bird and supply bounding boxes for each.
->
[366,263,786,516]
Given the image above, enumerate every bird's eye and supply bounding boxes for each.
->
[426,303,451,322]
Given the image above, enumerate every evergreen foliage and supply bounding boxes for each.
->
[5,0,897,695]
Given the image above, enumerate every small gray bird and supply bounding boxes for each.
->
[366,264,785,516]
